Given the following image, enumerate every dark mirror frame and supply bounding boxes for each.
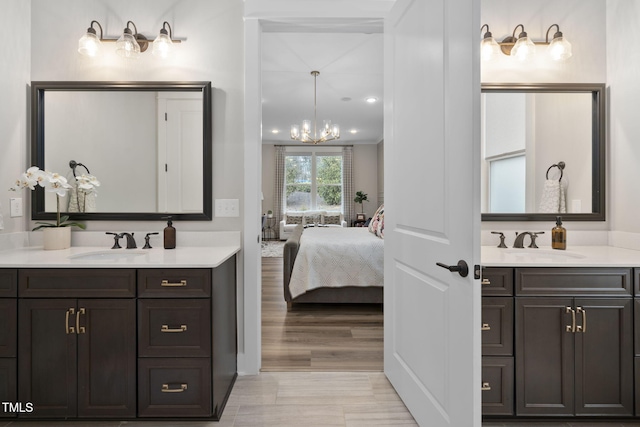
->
[481,83,606,222]
[31,81,213,221]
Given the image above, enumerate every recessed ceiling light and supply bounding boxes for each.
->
[350,129,358,134]
[365,97,378,103]
[271,129,280,134]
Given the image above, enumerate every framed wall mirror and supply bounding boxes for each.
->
[481,83,605,221]
[31,81,212,221]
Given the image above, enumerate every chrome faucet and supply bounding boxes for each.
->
[118,232,137,249]
[513,231,545,248]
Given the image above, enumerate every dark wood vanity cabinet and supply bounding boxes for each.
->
[514,268,634,417]
[137,259,237,419]
[482,266,636,420]
[481,268,515,416]
[0,270,17,418]
[0,256,237,421]
[17,270,137,418]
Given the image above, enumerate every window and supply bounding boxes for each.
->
[488,153,525,213]
[284,153,343,212]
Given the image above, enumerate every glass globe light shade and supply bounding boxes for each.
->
[152,30,173,58]
[511,34,536,61]
[78,31,102,57]
[548,36,572,61]
[480,36,500,61]
[116,30,140,59]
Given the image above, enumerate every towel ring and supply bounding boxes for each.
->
[546,161,565,182]
[69,160,91,178]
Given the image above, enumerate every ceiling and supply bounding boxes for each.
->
[261,29,384,145]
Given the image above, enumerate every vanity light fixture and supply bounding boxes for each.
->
[482,23,572,62]
[78,20,182,59]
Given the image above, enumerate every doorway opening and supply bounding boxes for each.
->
[259,26,385,372]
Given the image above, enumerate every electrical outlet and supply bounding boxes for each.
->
[10,198,23,217]
[215,199,240,217]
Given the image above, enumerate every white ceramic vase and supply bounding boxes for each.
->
[43,227,71,250]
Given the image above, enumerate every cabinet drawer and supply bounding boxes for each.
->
[138,299,211,357]
[138,269,211,298]
[0,270,17,297]
[482,297,513,356]
[0,300,16,357]
[18,269,135,298]
[138,358,212,417]
[481,268,513,296]
[482,357,514,416]
[515,268,632,296]
[0,358,17,418]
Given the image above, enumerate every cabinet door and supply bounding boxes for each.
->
[0,299,16,357]
[574,298,633,416]
[77,299,136,418]
[481,297,513,356]
[516,297,574,416]
[0,358,17,418]
[18,299,78,418]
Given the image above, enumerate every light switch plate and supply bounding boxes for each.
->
[10,198,23,217]
[215,199,240,217]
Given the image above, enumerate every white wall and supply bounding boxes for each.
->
[28,0,245,233]
[0,0,30,234]
[377,140,384,205]
[607,0,640,246]
[481,0,610,243]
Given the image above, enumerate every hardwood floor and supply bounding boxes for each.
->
[261,257,383,371]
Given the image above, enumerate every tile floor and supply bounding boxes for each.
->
[4,372,640,426]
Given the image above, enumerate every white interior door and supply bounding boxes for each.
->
[157,99,203,213]
[383,0,481,426]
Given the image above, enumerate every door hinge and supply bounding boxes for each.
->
[165,112,168,121]
[165,164,168,172]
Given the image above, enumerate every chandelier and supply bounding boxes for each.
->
[290,71,340,144]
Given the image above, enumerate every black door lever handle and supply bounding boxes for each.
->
[436,260,469,277]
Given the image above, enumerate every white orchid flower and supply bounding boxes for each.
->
[45,179,72,197]
[76,174,100,193]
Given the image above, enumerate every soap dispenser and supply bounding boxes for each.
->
[551,216,566,250]
[164,216,176,249]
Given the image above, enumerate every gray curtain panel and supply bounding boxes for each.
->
[342,146,354,225]
[274,145,286,239]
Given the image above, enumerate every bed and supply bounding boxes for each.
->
[283,224,384,309]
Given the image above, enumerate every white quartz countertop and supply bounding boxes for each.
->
[482,245,640,268]
[0,245,240,268]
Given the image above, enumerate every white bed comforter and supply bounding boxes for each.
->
[288,226,384,299]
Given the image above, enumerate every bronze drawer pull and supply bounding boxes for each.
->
[161,279,187,287]
[161,324,188,333]
[65,308,76,334]
[566,306,576,333]
[76,308,86,334]
[481,382,491,391]
[481,323,491,331]
[576,307,586,333]
[161,383,188,393]
[481,278,491,286]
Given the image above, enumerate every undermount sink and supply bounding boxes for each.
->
[68,250,147,260]
[503,248,586,260]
